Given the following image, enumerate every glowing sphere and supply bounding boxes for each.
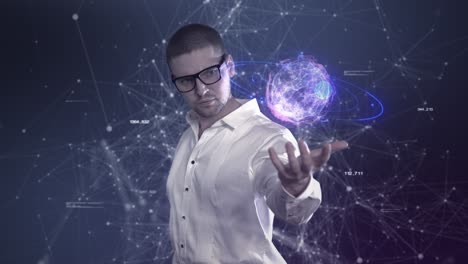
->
[266,56,334,124]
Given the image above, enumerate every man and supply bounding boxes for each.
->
[165,23,348,263]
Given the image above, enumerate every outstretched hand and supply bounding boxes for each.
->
[268,139,349,197]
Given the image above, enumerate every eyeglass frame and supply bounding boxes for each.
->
[171,54,227,93]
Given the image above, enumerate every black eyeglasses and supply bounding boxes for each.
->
[171,54,226,93]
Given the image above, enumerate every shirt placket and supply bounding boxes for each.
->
[179,128,217,259]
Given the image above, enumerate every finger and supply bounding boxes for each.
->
[309,140,348,157]
[268,147,286,174]
[330,140,349,153]
[298,139,312,173]
[298,139,310,157]
[286,142,301,175]
[309,147,323,158]
[316,143,332,167]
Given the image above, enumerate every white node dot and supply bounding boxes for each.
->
[72,14,79,21]
[346,186,352,192]
[417,253,424,260]
[106,125,112,132]
[357,257,363,263]
[21,129,27,134]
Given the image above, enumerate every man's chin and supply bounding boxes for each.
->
[195,104,222,118]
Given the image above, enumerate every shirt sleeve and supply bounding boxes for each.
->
[250,131,322,225]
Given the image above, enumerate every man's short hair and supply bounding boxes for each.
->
[166,23,226,65]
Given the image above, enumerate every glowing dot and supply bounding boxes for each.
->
[21,129,26,133]
[72,14,79,21]
[346,186,352,192]
[106,125,112,132]
[162,39,167,44]
[356,257,363,263]
[417,253,424,260]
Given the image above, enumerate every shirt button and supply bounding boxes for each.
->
[191,160,195,164]
[185,187,189,191]
[180,244,184,248]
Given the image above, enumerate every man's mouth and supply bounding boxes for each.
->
[199,98,216,105]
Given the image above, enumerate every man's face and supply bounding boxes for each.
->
[169,45,235,119]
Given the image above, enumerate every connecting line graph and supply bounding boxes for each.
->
[3,0,468,263]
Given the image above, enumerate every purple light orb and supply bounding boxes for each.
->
[266,55,335,124]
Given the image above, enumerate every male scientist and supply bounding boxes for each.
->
[165,23,348,263]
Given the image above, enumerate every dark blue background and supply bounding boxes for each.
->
[2,0,468,263]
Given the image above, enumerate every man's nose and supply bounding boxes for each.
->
[195,78,208,97]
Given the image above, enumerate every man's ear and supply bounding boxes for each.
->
[226,54,236,78]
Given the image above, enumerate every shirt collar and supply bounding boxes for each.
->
[185,98,260,130]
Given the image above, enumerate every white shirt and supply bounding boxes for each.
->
[166,98,322,264]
